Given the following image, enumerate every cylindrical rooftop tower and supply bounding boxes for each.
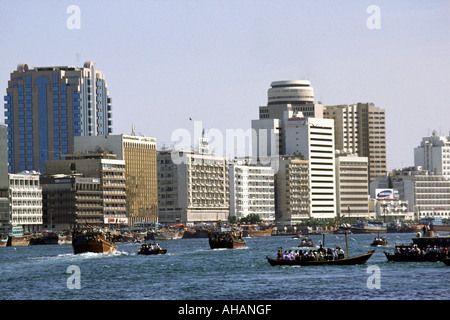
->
[267,80,314,105]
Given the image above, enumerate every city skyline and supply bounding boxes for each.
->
[0,1,449,172]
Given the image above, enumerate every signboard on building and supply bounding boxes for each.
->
[287,117,306,127]
[375,189,395,200]
[104,217,128,224]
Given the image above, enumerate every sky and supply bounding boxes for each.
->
[0,0,449,171]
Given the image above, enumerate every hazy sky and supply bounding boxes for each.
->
[1,0,449,171]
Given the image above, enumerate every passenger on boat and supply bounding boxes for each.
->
[277,250,283,259]
[337,247,345,259]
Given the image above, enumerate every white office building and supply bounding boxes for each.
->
[158,149,229,225]
[392,167,450,220]
[229,160,275,222]
[414,130,450,180]
[0,171,43,232]
[284,112,337,219]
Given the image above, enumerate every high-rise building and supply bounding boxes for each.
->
[157,149,229,225]
[335,153,369,218]
[323,103,387,183]
[229,159,275,223]
[0,171,42,232]
[74,133,158,225]
[379,167,450,220]
[254,80,323,157]
[0,124,8,188]
[40,174,104,230]
[275,156,310,225]
[4,61,112,173]
[258,80,322,119]
[284,112,336,219]
[44,152,126,227]
[414,130,450,180]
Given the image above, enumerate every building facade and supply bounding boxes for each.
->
[74,133,158,225]
[275,156,310,226]
[0,171,42,232]
[158,150,229,225]
[284,112,337,219]
[335,153,369,218]
[229,160,275,223]
[371,167,450,220]
[4,61,112,173]
[414,130,450,180]
[40,175,103,230]
[254,80,323,157]
[44,153,126,227]
[323,103,386,183]
[392,167,450,220]
[258,80,323,120]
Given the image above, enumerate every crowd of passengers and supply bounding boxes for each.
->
[277,245,346,261]
[394,244,448,259]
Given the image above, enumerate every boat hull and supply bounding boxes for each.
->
[351,227,387,234]
[7,235,32,246]
[72,234,117,254]
[209,231,246,249]
[242,229,272,237]
[0,236,8,247]
[443,258,450,266]
[137,249,167,255]
[149,230,184,240]
[384,252,446,262]
[182,229,210,239]
[267,250,375,266]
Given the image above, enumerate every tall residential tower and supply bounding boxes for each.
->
[4,61,112,173]
[323,103,386,183]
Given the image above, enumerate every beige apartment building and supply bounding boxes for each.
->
[335,153,370,218]
[275,156,310,226]
[74,134,158,225]
[44,152,127,227]
[323,103,386,183]
[158,149,229,225]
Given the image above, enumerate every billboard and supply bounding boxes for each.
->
[375,189,395,200]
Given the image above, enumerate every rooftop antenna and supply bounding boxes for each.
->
[131,124,136,136]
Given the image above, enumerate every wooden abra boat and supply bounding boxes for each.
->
[267,250,375,266]
[209,226,246,249]
[241,225,272,237]
[298,237,317,248]
[370,236,389,247]
[443,258,450,266]
[384,251,447,262]
[137,244,167,255]
[72,226,117,254]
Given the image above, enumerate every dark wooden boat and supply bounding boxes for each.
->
[267,250,375,266]
[209,227,246,249]
[0,234,8,247]
[384,251,446,262]
[72,227,117,254]
[7,234,32,246]
[241,225,272,237]
[298,237,317,248]
[443,258,450,266]
[370,236,389,247]
[137,244,167,255]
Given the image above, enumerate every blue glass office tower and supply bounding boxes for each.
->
[4,61,113,173]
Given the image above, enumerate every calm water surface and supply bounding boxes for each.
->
[1,233,448,300]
